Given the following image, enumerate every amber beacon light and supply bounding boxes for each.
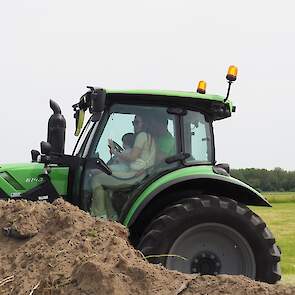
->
[197,80,207,94]
[226,65,238,82]
[224,65,238,102]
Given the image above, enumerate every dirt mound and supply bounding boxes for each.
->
[0,199,294,295]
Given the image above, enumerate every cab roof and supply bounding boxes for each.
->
[106,89,226,102]
[104,89,234,120]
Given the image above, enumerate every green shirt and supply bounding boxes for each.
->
[157,131,175,157]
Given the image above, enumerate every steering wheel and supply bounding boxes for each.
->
[107,140,124,166]
[111,140,124,153]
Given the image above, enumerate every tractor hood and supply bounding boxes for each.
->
[0,162,44,172]
[0,163,69,198]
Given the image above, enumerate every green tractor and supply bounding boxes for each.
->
[0,66,281,283]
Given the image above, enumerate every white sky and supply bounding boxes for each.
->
[1,0,295,170]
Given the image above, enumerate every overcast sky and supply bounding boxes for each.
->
[1,0,295,170]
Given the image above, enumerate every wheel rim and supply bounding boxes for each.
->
[165,223,256,278]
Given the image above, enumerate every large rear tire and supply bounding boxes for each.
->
[137,195,281,284]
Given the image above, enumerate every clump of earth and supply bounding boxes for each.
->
[0,199,294,295]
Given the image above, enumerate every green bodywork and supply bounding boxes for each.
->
[123,166,269,226]
[0,163,68,197]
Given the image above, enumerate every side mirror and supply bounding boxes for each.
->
[87,87,106,121]
[47,100,66,154]
[89,88,106,113]
[74,109,85,136]
[41,141,52,155]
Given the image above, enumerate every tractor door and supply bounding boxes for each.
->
[80,103,179,220]
[182,110,214,164]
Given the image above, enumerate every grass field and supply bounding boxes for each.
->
[251,192,295,284]
[263,192,295,203]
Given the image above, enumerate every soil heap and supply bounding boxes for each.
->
[0,199,294,295]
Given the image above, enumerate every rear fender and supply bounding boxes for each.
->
[123,173,270,228]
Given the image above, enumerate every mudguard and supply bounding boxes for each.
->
[123,166,270,227]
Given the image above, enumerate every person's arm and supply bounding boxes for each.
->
[116,132,146,161]
[116,147,141,161]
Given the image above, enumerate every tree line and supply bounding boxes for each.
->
[231,168,295,192]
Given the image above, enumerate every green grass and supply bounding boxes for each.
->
[252,194,295,284]
[263,191,295,203]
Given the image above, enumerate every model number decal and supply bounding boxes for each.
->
[25,177,44,183]
[10,192,21,198]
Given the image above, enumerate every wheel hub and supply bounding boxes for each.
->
[191,251,221,275]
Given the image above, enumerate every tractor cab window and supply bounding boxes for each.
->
[183,110,213,164]
[81,104,178,220]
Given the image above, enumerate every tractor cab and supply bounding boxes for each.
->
[73,94,219,220]
[34,68,237,221]
[11,75,233,216]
